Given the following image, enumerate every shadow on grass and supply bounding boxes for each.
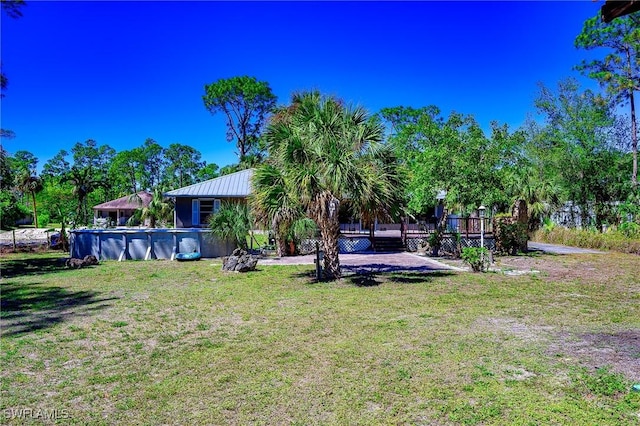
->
[291,267,457,286]
[387,271,457,284]
[1,256,72,279]
[1,281,117,337]
[341,263,454,275]
[348,274,382,287]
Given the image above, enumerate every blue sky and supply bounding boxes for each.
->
[1,1,604,171]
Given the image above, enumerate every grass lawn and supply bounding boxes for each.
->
[1,251,639,425]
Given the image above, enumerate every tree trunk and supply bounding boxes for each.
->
[630,90,637,189]
[31,191,39,228]
[315,194,341,280]
[276,233,287,257]
[78,196,87,226]
[369,220,375,252]
[272,217,287,257]
[437,208,448,234]
[321,213,341,279]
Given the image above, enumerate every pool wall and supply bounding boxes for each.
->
[69,229,233,260]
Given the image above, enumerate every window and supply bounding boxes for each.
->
[198,198,222,226]
[199,199,214,225]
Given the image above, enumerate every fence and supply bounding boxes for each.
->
[298,237,371,254]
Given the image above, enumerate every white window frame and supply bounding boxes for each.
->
[193,198,223,227]
[191,199,200,226]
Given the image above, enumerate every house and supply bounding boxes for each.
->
[93,191,153,226]
[165,167,444,233]
[165,168,253,228]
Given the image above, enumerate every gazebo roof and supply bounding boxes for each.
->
[93,191,153,210]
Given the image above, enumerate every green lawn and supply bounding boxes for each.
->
[1,252,639,425]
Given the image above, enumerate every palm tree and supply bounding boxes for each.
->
[17,173,43,227]
[506,167,561,232]
[129,188,174,228]
[63,167,106,226]
[251,164,305,257]
[262,91,394,279]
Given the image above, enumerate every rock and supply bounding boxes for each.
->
[222,256,238,271]
[236,257,258,272]
[65,255,100,269]
[66,258,85,268]
[222,249,258,272]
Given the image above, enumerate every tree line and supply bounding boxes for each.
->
[0,139,224,227]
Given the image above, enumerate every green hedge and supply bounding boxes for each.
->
[533,227,640,255]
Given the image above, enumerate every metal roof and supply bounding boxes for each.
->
[165,168,254,198]
[93,191,153,210]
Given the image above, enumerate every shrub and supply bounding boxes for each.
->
[450,231,462,258]
[493,214,528,255]
[0,191,30,229]
[427,230,443,256]
[37,213,50,228]
[461,247,490,272]
[618,221,640,238]
[209,202,253,250]
[542,217,555,233]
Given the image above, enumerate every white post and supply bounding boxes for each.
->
[145,231,153,260]
[118,233,127,261]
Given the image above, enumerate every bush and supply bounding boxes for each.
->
[0,190,30,229]
[493,214,528,255]
[209,202,253,250]
[461,247,490,272]
[618,221,640,238]
[37,213,50,228]
[427,230,443,256]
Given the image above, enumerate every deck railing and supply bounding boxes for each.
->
[406,217,494,236]
[340,217,493,236]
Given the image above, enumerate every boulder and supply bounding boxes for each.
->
[65,254,99,269]
[83,255,99,265]
[222,249,258,272]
